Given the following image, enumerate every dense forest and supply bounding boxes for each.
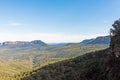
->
[20,49,110,80]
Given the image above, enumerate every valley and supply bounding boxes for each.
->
[0,39,108,80]
[0,0,120,80]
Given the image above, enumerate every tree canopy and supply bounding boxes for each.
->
[110,19,120,37]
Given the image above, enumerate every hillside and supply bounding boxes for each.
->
[19,49,110,80]
[0,60,32,80]
[0,58,66,80]
[19,49,120,80]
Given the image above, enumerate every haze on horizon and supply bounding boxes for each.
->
[0,0,120,43]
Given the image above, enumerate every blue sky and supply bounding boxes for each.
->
[0,0,120,43]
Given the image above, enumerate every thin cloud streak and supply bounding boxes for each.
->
[8,22,24,26]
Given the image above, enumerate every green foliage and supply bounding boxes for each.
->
[19,49,110,80]
[110,19,120,37]
[0,58,67,80]
[0,60,32,80]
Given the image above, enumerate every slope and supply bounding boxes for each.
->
[20,49,110,80]
[0,60,32,80]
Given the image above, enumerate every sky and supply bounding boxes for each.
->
[0,0,120,43]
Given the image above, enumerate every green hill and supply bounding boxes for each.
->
[20,48,120,80]
[19,49,110,80]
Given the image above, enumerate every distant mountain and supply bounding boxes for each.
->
[89,36,110,44]
[80,36,110,44]
[30,40,47,46]
[0,40,47,47]
[80,39,94,44]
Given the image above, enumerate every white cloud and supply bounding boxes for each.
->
[11,23,23,26]
[10,22,23,26]
[0,33,107,43]
[8,22,24,26]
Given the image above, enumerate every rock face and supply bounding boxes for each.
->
[0,40,47,47]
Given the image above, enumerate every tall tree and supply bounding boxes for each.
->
[110,19,120,57]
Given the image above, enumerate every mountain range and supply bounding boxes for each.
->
[0,35,110,47]
[0,40,47,47]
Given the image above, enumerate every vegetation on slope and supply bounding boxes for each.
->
[0,60,32,80]
[20,49,110,80]
[0,58,67,80]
